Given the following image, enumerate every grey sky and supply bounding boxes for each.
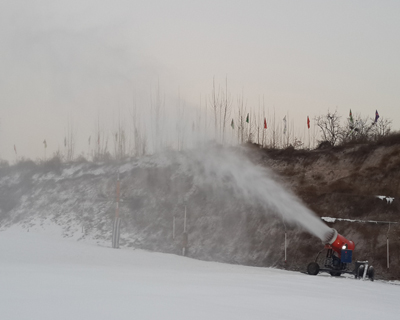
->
[1,1,399,161]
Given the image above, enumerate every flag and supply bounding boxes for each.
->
[43,140,47,148]
[231,119,234,129]
[246,113,249,123]
[307,116,310,129]
[349,109,354,124]
[264,118,267,129]
[374,110,380,123]
[283,116,287,134]
[14,144,17,154]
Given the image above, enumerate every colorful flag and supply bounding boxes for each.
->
[307,116,310,129]
[231,119,235,129]
[349,109,354,124]
[246,113,249,123]
[264,118,267,129]
[14,144,17,154]
[283,116,287,135]
[374,110,380,123]
[43,140,47,148]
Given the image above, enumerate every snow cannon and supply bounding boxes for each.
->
[324,228,355,256]
[307,228,374,280]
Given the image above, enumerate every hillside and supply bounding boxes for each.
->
[257,136,400,279]
[0,137,399,280]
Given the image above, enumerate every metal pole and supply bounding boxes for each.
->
[173,215,175,240]
[116,173,120,219]
[387,238,389,269]
[182,206,188,256]
[284,232,287,264]
[387,223,391,269]
[281,217,287,264]
[184,206,187,233]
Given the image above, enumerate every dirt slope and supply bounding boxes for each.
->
[255,138,400,279]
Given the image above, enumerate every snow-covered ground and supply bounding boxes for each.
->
[1,226,398,320]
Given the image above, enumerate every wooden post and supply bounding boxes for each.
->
[112,173,121,249]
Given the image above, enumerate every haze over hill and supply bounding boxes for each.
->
[1,136,399,280]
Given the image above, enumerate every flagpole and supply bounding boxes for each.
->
[14,145,17,163]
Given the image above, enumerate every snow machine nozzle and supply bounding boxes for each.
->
[323,228,355,256]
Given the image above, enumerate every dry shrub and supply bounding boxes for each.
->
[363,166,380,174]
[312,173,324,181]
[298,173,306,185]
[379,149,400,168]
[14,158,37,171]
[326,152,339,163]
[42,156,63,174]
[299,185,318,195]
[349,144,376,162]
[302,155,319,167]
[283,165,297,177]
[376,132,400,146]
[327,179,354,194]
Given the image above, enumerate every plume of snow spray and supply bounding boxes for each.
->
[187,145,331,241]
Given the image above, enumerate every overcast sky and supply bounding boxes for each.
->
[1,1,399,161]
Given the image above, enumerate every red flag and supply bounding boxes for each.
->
[307,116,310,129]
[264,118,267,129]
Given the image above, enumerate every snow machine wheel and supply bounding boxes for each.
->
[357,265,365,279]
[307,262,320,275]
[367,266,375,281]
[329,271,341,277]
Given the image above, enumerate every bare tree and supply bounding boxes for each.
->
[131,101,147,157]
[314,109,343,146]
[65,118,77,162]
[222,77,232,143]
[210,77,222,142]
[340,114,371,143]
[371,117,392,138]
[113,110,127,161]
[150,80,164,152]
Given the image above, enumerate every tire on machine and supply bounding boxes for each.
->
[357,265,365,279]
[367,266,375,281]
[307,262,320,275]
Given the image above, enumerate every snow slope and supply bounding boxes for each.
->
[1,226,398,320]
